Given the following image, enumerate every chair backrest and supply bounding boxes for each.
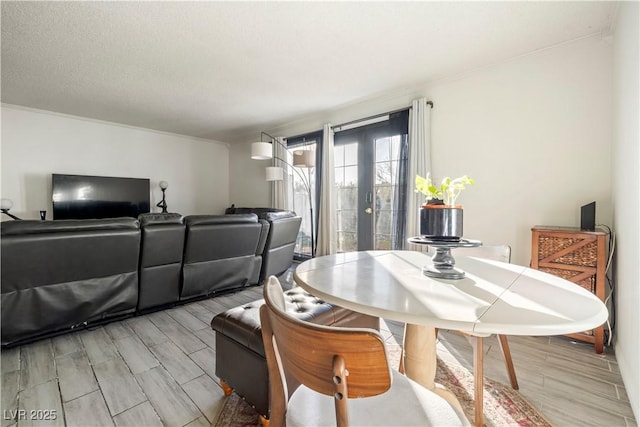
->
[260,276,391,426]
[450,244,511,263]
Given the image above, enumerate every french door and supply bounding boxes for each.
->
[334,112,409,252]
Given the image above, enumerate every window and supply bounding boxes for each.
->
[286,131,321,258]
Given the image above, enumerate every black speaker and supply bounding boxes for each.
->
[580,201,596,231]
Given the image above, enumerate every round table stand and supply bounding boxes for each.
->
[424,247,467,279]
[408,237,482,280]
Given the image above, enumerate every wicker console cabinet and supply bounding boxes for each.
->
[531,226,607,353]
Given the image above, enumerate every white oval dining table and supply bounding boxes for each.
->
[294,250,609,426]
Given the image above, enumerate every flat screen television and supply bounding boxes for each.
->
[580,201,596,231]
[52,174,150,220]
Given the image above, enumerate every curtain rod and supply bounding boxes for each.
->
[332,101,433,131]
[286,101,434,140]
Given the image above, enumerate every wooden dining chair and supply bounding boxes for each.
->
[259,275,469,427]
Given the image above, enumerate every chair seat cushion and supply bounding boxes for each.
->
[287,369,469,426]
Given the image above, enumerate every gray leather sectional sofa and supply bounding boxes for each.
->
[0,210,301,347]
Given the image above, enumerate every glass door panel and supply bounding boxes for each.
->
[335,143,358,252]
[374,135,404,250]
[291,166,314,256]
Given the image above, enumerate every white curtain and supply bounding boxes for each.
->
[406,98,432,248]
[272,136,291,210]
[316,124,336,256]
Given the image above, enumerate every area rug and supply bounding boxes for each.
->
[435,359,552,427]
[214,358,553,427]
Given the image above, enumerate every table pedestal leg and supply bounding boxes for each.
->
[402,324,466,417]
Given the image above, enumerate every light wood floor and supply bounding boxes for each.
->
[1,269,636,427]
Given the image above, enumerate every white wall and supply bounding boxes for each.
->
[228,141,272,208]
[230,35,613,267]
[1,105,230,219]
[428,36,612,266]
[612,1,640,420]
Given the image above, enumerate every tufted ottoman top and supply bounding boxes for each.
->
[211,287,349,357]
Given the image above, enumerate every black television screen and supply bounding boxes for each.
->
[580,201,596,231]
[52,174,150,220]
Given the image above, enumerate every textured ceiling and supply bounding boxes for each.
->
[1,1,615,142]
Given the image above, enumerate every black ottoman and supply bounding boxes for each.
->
[211,286,379,423]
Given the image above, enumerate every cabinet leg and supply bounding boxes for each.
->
[594,327,604,354]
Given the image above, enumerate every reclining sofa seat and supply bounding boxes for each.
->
[137,213,185,312]
[1,218,140,347]
[225,207,302,283]
[180,214,269,301]
[258,211,302,282]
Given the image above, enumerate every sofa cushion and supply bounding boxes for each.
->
[1,221,140,290]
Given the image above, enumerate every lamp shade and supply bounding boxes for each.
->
[293,149,316,168]
[265,166,284,181]
[159,180,168,190]
[251,142,273,160]
[0,198,13,210]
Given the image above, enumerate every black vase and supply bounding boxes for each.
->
[419,206,463,241]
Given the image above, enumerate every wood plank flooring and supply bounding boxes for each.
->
[1,268,636,426]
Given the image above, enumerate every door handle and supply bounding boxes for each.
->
[365,207,373,214]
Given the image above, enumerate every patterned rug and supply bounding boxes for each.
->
[214,357,553,427]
